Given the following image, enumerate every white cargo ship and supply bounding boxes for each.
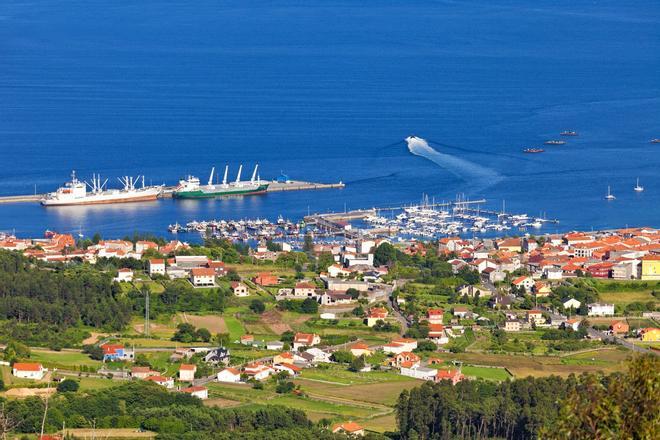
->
[41,171,163,206]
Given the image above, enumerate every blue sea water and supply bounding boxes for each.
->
[0,0,658,239]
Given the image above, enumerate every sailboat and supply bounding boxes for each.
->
[605,186,616,200]
[634,178,644,192]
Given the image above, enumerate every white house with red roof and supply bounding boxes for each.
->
[181,385,208,400]
[293,332,321,350]
[190,267,215,287]
[427,308,444,325]
[365,307,388,327]
[217,367,242,383]
[332,421,365,437]
[178,364,197,381]
[243,362,275,381]
[274,362,302,376]
[12,362,45,380]
[145,375,175,388]
[148,259,166,276]
[511,275,534,292]
[114,268,134,283]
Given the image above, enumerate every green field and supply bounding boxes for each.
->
[224,316,246,340]
[461,365,512,381]
[598,290,657,305]
[30,349,101,369]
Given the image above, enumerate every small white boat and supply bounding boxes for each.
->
[634,178,644,192]
[605,186,616,200]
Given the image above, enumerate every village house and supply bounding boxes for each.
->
[207,260,227,276]
[145,375,174,388]
[240,334,255,345]
[563,318,582,331]
[319,291,355,306]
[641,255,660,280]
[327,263,352,278]
[526,310,546,326]
[497,238,522,253]
[563,298,581,311]
[274,362,302,376]
[390,351,421,368]
[253,272,279,286]
[216,367,242,383]
[349,342,372,357]
[456,284,492,298]
[131,366,157,379]
[400,365,440,382]
[428,323,448,344]
[294,282,317,297]
[243,362,275,381]
[148,258,166,276]
[178,364,197,381]
[426,308,444,325]
[12,362,45,380]
[436,368,465,385]
[231,281,249,297]
[266,341,285,351]
[203,347,230,365]
[453,306,471,319]
[503,319,521,332]
[382,337,417,354]
[273,352,295,365]
[173,255,210,269]
[293,332,321,350]
[532,282,552,297]
[181,386,208,400]
[324,278,369,293]
[365,307,388,327]
[101,343,134,362]
[190,267,216,287]
[511,275,534,293]
[114,268,134,282]
[588,303,615,317]
[640,327,660,342]
[610,321,629,335]
[332,421,365,437]
[135,240,158,254]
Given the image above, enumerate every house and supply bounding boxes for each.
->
[304,347,332,363]
[136,240,159,253]
[12,362,45,380]
[588,303,615,317]
[179,364,197,381]
[293,332,320,350]
[266,341,285,351]
[532,282,552,297]
[114,268,134,282]
[131,366,156,379]
[324,278,369,293]
[327,264,352,278]
[640,327,660,342]
[563,298,581,311]
[511,275,534,292]
[145,375,174,388]
[428,324,448,343]
[545,267,563,280]
[504,319,521,332]
[436,369,465,385]
[274,363,302,376]
[640,255,660,280]
[101,344,133,362]
[349,343,372,357]
[149,259,166,276]
[332,421,365,437]
[382,338,417,354]
[427,308,444,325]
[400,365,439,382]
[191,267,215,287]
[365,307,388,327]
[319,291,355,306]
[240,334,255,345]
[243,362,275,381]
[610,321,629,335]
[231,281,249,297]
[526,310,545,326]
[207,260,227,276]
[217,367,242,383]
[181,385,208,400]
[174,255,210,269]
[203,347,230,365]
[391,352,421,368]
[563,318,582,331]
[453,306,471,319]
[273,352,295,365]
[489,294,514,310]
[497,238,522,253]
[294,282,317,297]
[253,272,279,286]
[457,284,492,298]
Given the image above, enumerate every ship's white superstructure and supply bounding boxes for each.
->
[41,171,163,206]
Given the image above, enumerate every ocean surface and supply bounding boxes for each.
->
[1,0,659,239]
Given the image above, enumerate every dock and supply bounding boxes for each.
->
[0,180,345,204]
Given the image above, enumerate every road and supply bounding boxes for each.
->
[587,328,658,356]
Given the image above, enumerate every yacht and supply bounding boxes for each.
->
[634,178,644,192]
[605,186,616,200]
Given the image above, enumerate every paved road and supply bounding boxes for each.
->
[587,328,658,356]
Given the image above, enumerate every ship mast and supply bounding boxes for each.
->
[222,165,229,186]
[235,165,243,185]
[250,164,258,184]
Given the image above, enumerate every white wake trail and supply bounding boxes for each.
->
[405,136,503,188]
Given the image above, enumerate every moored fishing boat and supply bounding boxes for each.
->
[174,165,269,199]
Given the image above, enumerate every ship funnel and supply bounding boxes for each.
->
[250,164,258,183]
[208,167,215,186]
[222,165,228,185]
[235,165,243,183]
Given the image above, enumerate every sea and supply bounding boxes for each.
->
[1,0,659,240]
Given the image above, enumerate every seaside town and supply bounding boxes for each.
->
[0,222,657,437]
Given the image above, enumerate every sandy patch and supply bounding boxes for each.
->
[4,387,56,398]
[203,397,242,408]
[182,313,228,334]
[83,332,108,345]
[260,310,292,335]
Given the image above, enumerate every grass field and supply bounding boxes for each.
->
[599,290,656,305]
[31,349,102,369]
[461,365,512,381]
[296,378,420,406]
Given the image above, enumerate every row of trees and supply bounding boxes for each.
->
[396,356,659,440]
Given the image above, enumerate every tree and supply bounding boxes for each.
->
[196,328,211,342]
[301,297,319,314]
[374,243,396,266]
[56,379,80,393]
[346,288,360,299]
[330,351,354,364]
[249,299,266,314]
[275,381,295,394]
[172,323,197,342]
[82,344,104,361]
[281,331,295,344]
[303,233,314,253]
[348,356,365,372]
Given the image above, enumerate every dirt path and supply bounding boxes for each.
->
[83,332,108,345]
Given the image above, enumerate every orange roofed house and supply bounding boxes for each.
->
[190,267,216,287]
[332,421,365,436]
[293,332,321,350]
[253,272,279,286]
[12,362,45,380]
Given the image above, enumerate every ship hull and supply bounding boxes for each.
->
[41,192,160,206]
[174,184,269,199]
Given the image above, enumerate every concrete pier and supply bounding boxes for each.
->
[0,180,345,204]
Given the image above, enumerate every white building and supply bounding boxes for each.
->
[588,303,615,317]
[190,268,215,287]
[217,367,242,383]
[178,364,197,381]
[12,363,45,380]
[114,268,134,282]
[148,259,166,276]
[182,386,208,400]
[563,298,581,310]
[400,365,438,381]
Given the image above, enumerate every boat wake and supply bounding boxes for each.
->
[405,136,503,189]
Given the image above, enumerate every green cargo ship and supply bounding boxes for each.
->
[173,165,269,199]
